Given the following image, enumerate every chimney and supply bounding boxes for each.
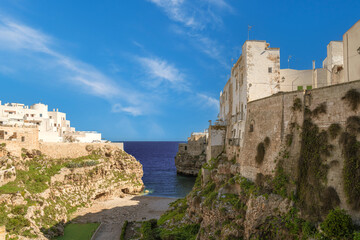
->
[56,108,58,112]
[312,60,316,70]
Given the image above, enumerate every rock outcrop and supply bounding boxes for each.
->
[175,152,206,176]
[0,144,144,239]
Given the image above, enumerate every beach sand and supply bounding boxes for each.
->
[71,195,177,240]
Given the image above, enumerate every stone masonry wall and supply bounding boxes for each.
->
[0,125,39,156]
[39,142,124,159]
[235,79,360,220]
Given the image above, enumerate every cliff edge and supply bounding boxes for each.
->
[0,143,144,239]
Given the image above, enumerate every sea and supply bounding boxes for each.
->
[123,141,196,198]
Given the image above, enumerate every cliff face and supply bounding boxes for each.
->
[141,85,360,239]
[175,133,208,176]
[0,144,144,239]
[175,152,206,176]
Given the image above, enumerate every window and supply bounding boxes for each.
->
[250,124,254,132]
[306,85,312,90]
[297,86,304,91]
[40,114,42,117]
[268,67,272,73]
[21,136,25,142]
[50,116,52,119]
[250,120,255,132]
[184,146,187,151]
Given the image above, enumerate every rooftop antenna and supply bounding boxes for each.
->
[288,55,292,69]
[248,25,253,40]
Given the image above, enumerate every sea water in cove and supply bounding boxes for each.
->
[123,141,196,198]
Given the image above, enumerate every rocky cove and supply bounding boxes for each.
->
[0,143,147,239]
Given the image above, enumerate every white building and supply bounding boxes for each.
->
[0,101,102,143]
[218,19,360,151]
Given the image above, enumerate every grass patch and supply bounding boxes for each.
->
[120,220,128,240]
[158,198,188,226]
[56,223,100,240]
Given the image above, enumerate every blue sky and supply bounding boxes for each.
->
[0,0,359,141]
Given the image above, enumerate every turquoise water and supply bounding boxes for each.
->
[123,141,196,198]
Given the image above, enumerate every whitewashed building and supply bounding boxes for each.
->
[0,101,102,143]
[216,20,360,157]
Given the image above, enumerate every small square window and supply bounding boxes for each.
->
[297,86,304,91]
[21,136,25,142]
[268,67,272,73]
[306,85,312,90]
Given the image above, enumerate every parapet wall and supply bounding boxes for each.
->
[0,125,39,156]
[39,142,124,159]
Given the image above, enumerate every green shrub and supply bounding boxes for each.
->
[328,123,342,140]
[6,215,30,234]
[120,220,128,240]
[273,161,289,198]
[342,89,360,111]
[353,231,360,240]
[159,224,200,240]
[158,198,187,226]
[140,219,160,240]
[292,98,302,112]
[320,208,353,239]
[311,102,327,118]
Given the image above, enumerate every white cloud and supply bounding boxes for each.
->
[112,104,143,116]
[148,0,200,29]
[173,27,226,66]
[137,56,189,91]
[0,17,146,115]
[148,0,233,30]
[197,93,219,110]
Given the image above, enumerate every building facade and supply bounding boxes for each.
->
[213,19,360,162]
[0,101,102,143]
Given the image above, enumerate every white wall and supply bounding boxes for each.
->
[344,20,360,82]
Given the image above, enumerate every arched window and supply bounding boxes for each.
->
[250,120,255,132]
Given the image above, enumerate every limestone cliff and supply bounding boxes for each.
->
[0,143,144,239]
[174,152,205,176]
[136,86,360,239]
[175,132,208,176]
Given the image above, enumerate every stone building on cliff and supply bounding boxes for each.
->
[0,101,102,143]
[213,19,360,161]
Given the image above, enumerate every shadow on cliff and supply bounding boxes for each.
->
[42,195,177,239]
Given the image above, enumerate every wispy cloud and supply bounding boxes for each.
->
[172,26,226,66]
[0,17,147,115]
[148,0,232,30]
[148,0,199,29]
[148,0,231,66]
[136,56,189,91]
[197,93,219,111]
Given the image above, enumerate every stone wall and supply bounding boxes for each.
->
[0,125,39,156]
[234,79,360,220]
[39,142,124,159]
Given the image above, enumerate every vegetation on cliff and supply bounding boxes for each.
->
[0,145,144,239]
